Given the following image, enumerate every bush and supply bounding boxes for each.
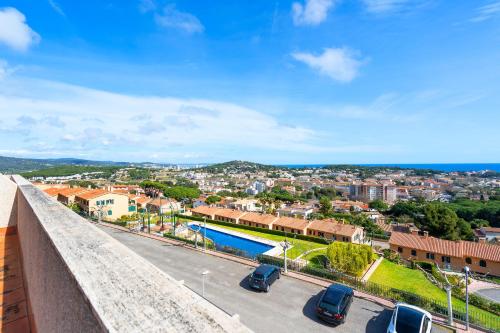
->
[163,232,215,249]
[382,249,402,264]
[326,242,374,276]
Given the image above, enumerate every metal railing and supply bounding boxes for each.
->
[257,254,500,332]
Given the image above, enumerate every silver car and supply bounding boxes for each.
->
[387,303,433,333]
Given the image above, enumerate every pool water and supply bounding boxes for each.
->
[190,225,273,258]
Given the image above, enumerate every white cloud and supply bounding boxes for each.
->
[292,0,335,26]
[154,5,204,34]
[361,0,428,14]
[470,1,500,22]
[0,60,8,80]
[0,77,331,161]
[0,7,40,51]
[292,47,364,82]
[139,0,156,13]
[48,0,66,17]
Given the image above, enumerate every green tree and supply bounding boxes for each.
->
[319,196,332,215]
[205,195,221,205]
[369,199,389,211]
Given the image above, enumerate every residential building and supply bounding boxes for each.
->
[146,198,182,214]
[214,209,247,224]
[74,189,131,221]
[272,216,309,235]
[238,212,278,230]
[56,187,89,205]
[349,183,397,203]
[276,204,313,219]
[230,199,260,212]
[474,227,500,243]
[389,231,500,276]
[191,206,223,220]
[307,219,364,243]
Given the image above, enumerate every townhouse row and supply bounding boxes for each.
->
[191,206,365,244]
[389,231,500,276]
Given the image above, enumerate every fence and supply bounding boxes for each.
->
[257,254,500,332]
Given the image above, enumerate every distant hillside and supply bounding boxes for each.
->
[0,155,130,174]
[196,160,279,173]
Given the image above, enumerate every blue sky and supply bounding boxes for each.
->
[0,0,499,164]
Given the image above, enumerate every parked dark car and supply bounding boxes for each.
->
[316,284,354,324]
[248,264,280,292]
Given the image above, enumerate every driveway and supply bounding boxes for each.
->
[98,226,449,333]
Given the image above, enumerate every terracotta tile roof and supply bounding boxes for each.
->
[148,198,179,207]
[43,188,62,197]
[57,187,89,197]
[389,232,500,262]
[307,219,361,237]
[480,227,500,233]
[136,196,152,205]
[239,212,279,225]
[214,209,247,219]
[75,189,110,200]
[191,206,223,216]
[273,216,309,230]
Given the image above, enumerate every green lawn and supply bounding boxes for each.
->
[369,259,499,330]
[204,222,326,259]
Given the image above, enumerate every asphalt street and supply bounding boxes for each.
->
[98,226,450,333]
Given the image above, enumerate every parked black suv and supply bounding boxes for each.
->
[248,264,280,292]
[316,283,354,324]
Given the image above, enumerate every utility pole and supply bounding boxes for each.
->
[203,218,207,251]
[464,266,470,331]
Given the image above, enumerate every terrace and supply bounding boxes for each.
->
[0,175,250,332]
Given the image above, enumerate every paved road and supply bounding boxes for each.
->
[99,226,390,333]
[98,226,449,333]
[475,288,500,303]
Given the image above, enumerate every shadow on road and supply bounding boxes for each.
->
[302,290,339,327]
[239,275,260,292]
[365,308,392,333]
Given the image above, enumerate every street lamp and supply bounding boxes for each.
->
[464,266,470,331]
[201,270,210,298]
[280,240,291,274]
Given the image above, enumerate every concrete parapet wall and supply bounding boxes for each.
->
[11,176,251,333]
[0,175,18,229]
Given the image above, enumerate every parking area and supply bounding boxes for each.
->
[98,226,451,333]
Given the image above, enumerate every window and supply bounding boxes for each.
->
[411,249,417,256]
[426,253,435,260]
[479,260,487,267]
[318,232,324,237]
[107,210,112,216]
[441,256,451,263]
[397,247,403,253]
[465,257,472,265]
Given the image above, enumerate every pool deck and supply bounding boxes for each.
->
[188,222,288,257]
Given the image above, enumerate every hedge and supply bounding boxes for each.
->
[176,214,329,245]
[163,232,215,249]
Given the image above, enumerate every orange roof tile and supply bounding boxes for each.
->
[308,219,361,237]
[239,212,279,225]
[273,216,309,230]
[57,187,89,197]
[389,232,500,262]
[43,188,62,197]
[214,209,247,219]
[75,189,110,200]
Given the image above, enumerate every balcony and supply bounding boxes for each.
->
[0,175,250,332]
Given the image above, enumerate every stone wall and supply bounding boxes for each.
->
[10,176,251,333]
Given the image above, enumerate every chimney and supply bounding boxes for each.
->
[423,231,429,238]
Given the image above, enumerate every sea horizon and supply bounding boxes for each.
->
[275,163,500,172]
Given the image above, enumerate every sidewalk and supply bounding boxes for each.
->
[98,222,487,333]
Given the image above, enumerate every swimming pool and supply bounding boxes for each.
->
[190,224,274,258]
